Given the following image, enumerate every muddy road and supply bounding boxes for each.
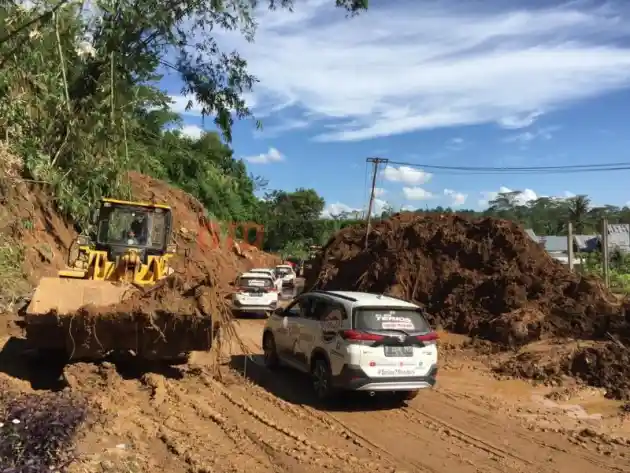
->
[1,278,629,472]
[0,317,617,473]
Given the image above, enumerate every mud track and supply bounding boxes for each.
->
[12,319,610,473]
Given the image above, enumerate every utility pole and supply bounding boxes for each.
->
[567,222,574,272]
[365,157,388,248]
[602,217,610,288]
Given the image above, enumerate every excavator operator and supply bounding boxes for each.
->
[127,213,148,245]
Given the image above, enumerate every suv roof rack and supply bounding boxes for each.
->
[309,290,358,302]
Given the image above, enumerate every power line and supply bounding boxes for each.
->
[386,159,630,175]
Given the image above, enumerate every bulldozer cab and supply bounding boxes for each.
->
[94,198,173,256]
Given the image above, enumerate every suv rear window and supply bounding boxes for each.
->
[239,277,272,288]
[353,307,430,332]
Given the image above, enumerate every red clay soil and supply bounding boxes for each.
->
[126,171,279,286]
[306,213,630,346]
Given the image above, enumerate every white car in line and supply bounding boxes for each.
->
[232,272,279,315]
[261,290,438,403]
[275,264,296,287]
[248,268,283,292]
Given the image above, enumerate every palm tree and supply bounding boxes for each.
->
[566,195,591,233]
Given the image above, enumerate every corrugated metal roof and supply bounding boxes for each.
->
[607,224,629,234]
[607,224,630,250]
[538,235,568,252]
[574,234,599,251]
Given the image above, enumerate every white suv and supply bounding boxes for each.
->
[249,268,283,292]
[262,290,438,403]
[232,272,279,315]
[274,264,296,287]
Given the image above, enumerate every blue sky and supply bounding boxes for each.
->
[161,0,630,217]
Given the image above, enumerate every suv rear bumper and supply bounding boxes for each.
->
[332,364,438,392]
[232,301,277,313]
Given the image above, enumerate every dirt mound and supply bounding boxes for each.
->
[307,213,629,345]
[569,343,630,400]
[126,171,279,285]
[0,169,75,315]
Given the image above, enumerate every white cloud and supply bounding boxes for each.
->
[444,188,468,206]
[168,93,257,116]
[503,126,559,144]
[179,124,204,139]
[374,187,386,197]
[213,1,630,141]
[321,198,389,218]
[563,191,576,198]
[243,147,285,164]
[321,202,361,218]
[497,111,543,130]
[448,137,466,150]
[478,186,538,207]
[403,187,434,201]
[382,165,432,185]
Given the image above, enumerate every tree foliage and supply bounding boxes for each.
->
[407,191,630,236]
[0,0,366,227]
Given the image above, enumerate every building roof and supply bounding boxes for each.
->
[574,234,599,251]
[538,235,568,252]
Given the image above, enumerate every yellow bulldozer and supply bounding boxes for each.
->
[23,198,213,361]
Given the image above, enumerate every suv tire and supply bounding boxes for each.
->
[262,333,279,369]
[311,358,334,401]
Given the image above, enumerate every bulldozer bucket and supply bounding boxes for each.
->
[26,277,133,316]
[23,277,213,361]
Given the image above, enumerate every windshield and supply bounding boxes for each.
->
[276,267,292,276]
[353,307,431,332]
[97,206,167,249]
[238,277,272,288]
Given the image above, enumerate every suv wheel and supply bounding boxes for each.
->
[311,358,334,400]
[262,333,279,369]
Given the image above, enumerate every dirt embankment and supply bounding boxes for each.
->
[306,212,630,399]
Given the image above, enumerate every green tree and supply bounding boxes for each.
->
[262,188,325,251]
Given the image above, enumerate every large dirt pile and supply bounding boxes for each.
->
[0,146,75,316]
[127,171,279,284]
[307,213,630,346]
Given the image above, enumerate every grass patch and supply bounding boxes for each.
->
[0,241,26,311]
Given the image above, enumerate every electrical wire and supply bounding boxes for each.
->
[384,159,630,175]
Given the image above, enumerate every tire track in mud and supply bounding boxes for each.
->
[223,363,394,464]
[199,372,397,473]
[421,387,630,472]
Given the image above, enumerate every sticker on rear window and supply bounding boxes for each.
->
[375,313,415,330]
[247,279,267,287]
[321,309,343,332]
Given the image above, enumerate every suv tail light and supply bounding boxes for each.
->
[340,330,385,342]
[266,287,277,293]
[416,331,438,344]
